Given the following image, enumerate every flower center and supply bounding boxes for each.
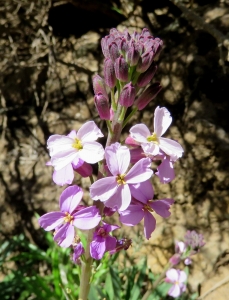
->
[97,228,107,237]
[143,203,154,213]
[116,174,126,185]
[72,138,83,150]
[64,212,74,224]
[146,132,159,144]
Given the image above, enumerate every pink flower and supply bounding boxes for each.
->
[90,143,153,211]
[47,121,104,171]
[129,106,184,160]
[90,222,119,260]
[39,185,101,248]
[119,180,174,239]
[165,269,187,298]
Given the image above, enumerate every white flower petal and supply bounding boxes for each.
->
[154,106,172,136]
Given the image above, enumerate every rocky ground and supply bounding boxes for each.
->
[0,0,229,298]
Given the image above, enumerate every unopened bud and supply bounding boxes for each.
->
[92,75,108,99]
[104,58,116,88]
[114,55,128,82]
[137,62,157,87]
[135,82,162,110]
[94,93,110,120]
[118,38,128,56]
[119,82,135,107]
[136,50,155,73]
[126,45,140,66]
[109,42,119,62]
[74,161,93,178]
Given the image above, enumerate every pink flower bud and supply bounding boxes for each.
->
[74,161,93,177]
[101,36,110,58]
[92,75,108,99]
[135,82,162,110]
[109,42,119,62]
[118,38,128,56]
[114,55,128,82]
[94,93,110,120]
[137,62,157,87]
[126,45,140,66]
[136,49,155,73]
[169,254,181,266]
[104,58,116,88]
[119,82,135,107]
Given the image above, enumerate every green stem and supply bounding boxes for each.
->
[141,263,171,300]
[122,107,138,129]
[106,120,113,135]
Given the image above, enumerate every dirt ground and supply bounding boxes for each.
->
[0,0,229,299]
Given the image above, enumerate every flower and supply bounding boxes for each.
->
[119,180,174,239]
[38,185,101,247]
[129,106,184,160]
[109,238,132,255]
[165,269,187,298]
[184,230,205,252]
[72,242,85,264]
[90,142,153,211]
[90,222,119,260]
[47,121,104,171]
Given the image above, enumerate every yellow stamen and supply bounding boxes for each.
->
[116,174,126,185]
[64,212,74,224]
[146,132,159,144]
[72,138,83,150]
[143,203,154,213]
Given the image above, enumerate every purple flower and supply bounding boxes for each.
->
[72,242,85,264]
[129,106,184,160]
[110,238,132,255]
[165,269,187,298]
[119,180,174,239]
[155,155,175,184]
[47,121,104,171]
[90,222,119,260]
[90,143,153,211]
[39,185,101,247]
[184,230,205,252]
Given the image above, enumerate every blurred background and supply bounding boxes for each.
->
[0,0,229,299]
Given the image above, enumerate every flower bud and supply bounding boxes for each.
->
[169,254,181,266]
[118,38,128,56]
[152,38,163,60]
[104,58,116,88]
[126,44,140,66]
[136,49,155,73]
[137,62,157,87]
[92,74,108,99]
[74,161,93,177]
[119,82,135,107]
[135,82,162,110]
[101,36,110,58]
[114,55,128,82]
[109,42,119,62]
[94,93,110,120]
[129,147,146,164]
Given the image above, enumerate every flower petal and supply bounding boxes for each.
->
[73,206,101,230]
[178,270,187,283]
[151,199,174,218]
[54,223,75,248]
[47,135,73,156]
[105,143,130,175]
[90,176,118,201]
[130,180,154,203]
[79,141,104,163]
[155,157,175,184]
[67,130,77,139]
[166,268,179,282]
[119,204,144,226]
[159,137,184,160]
[168,284,181,298]
[60,185,83,214]
[154,106,172,136]
[52,164,74,186]
[77,121,104,142]
[104,184,131,211]
[90,237,106,260]
[129,124,150,143]
[39,212,64,231]
[144,211,156,239]
[51,150,78,171]
[141,142,159,156]
[105,236,117,251]
[125,158,153,184]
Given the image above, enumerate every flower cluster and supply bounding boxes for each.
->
[38,28,188,296]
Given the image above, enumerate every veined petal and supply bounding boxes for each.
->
[67,130,77,139]
[141,142,159,156]
[154,106,172,136]
[73,206,101,229]
[59,185,83,214]
[151,199,174,218]
[103,222,120,233]
[54,223,75,248]
[51,150,78,171]
[144,211,156,239]
[39,212,64,231]
[79,142,104,163]
[47,135,74,156]
[119,205,144,226]
[130,180,154,203]
[105,236,117,251]
[105,143,130,175]
[125,157,153,184]
[104,184,131,211]
[129,124,150,143]
[90,237,106,260]
[159,137,184,160]
[155,158,175,184]
[90,176,117,201]
[77,121,104,142]
[52,164,74,186]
